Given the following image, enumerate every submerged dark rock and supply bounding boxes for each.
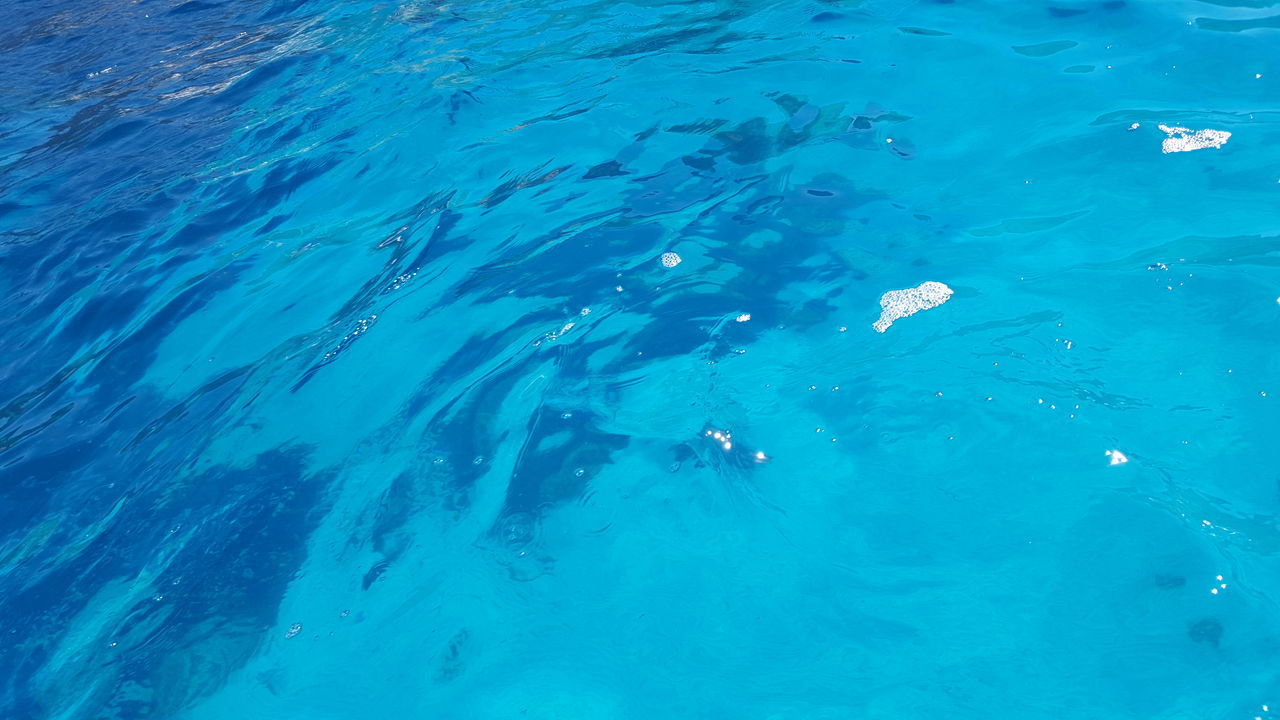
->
[1187,618,1223,647]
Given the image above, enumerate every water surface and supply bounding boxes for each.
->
[3,0,1280,717]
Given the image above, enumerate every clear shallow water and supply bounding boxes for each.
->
[3,0,1280,717]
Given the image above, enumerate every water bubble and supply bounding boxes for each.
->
[498,512,538,549]
[1158,124,1230,153]
[285,623,303,639]
[873,281,953,332]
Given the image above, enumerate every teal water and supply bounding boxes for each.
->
[3,0,1280,717]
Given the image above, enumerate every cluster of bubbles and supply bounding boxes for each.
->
[872,281,954,333]
[703,428,769,462]
[1158,124,1231,154]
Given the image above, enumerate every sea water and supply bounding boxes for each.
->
[2,0,1280,717]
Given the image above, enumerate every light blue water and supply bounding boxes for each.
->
[3,0,1280,717]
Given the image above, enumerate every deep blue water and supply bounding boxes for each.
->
[4,0,1280,717]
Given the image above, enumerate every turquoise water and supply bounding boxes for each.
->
[4,0,1280,717]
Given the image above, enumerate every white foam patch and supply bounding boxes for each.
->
[872,281,953,333]
[1159,124,1231,154]
[659,251,682,268]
